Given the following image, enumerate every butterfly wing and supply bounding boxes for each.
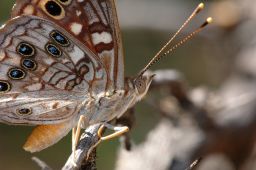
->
[12,0,125,91]
[0,15,108,125]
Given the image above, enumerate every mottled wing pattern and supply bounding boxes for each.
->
[0,15,108,125]
[12,0,125,91]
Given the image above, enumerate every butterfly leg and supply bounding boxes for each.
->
[98,123,129,141]
[72,127,77,151]
[86,123,129,159]
[72,115,86,166]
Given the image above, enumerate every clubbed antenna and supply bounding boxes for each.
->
[157,17,213,61]
[138,3,212,77]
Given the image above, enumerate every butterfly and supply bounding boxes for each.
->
[0,0,211,155]
[0,0,154,153]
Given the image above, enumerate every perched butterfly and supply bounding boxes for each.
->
[0,0,212,155]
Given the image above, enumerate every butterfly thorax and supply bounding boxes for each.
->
[79,78,136,126]
[78,73,155,127]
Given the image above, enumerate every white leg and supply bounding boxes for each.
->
[72,115,86,165]
[98,123,129,141]
[72,127,77,151]
[86,123,129,160]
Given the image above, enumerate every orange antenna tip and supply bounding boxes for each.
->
[207,17,213,24]
[200,17,213,28]
[198,3,204,9]
[196,3,204,13]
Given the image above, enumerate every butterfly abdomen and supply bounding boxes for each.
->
[23,122,73,152]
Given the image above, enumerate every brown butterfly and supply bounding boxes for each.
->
[0,0,212,155]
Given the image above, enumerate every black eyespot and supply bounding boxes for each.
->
[17,108,32,115]
[8,68,26,80]
[45,1,62,16]
[0,81,11,93]
[50,30,70,46]
[46,43,62,57]
[22,59,37,70]
[17,42,35,57]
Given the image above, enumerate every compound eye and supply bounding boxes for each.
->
[135,78,146,94]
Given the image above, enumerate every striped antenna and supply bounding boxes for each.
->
[152,17,213,66]
[138,3,212,77]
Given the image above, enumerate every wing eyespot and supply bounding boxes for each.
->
[0,80,11,93]
[45,43,62,57]
[50,30,70,47]
[16,108,32,116]
[21,59,37,71]
[40,0,65,20]
[8,68,26,80]
[17,42,35,57]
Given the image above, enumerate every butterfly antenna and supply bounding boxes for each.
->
[138,3,209,77]
[160,17,213,60]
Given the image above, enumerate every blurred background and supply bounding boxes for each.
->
[0,0,256,169]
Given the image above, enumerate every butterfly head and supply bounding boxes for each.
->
[133,71,155,101]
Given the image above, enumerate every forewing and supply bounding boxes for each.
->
[12,0,125,91]
[0,15,107,125]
